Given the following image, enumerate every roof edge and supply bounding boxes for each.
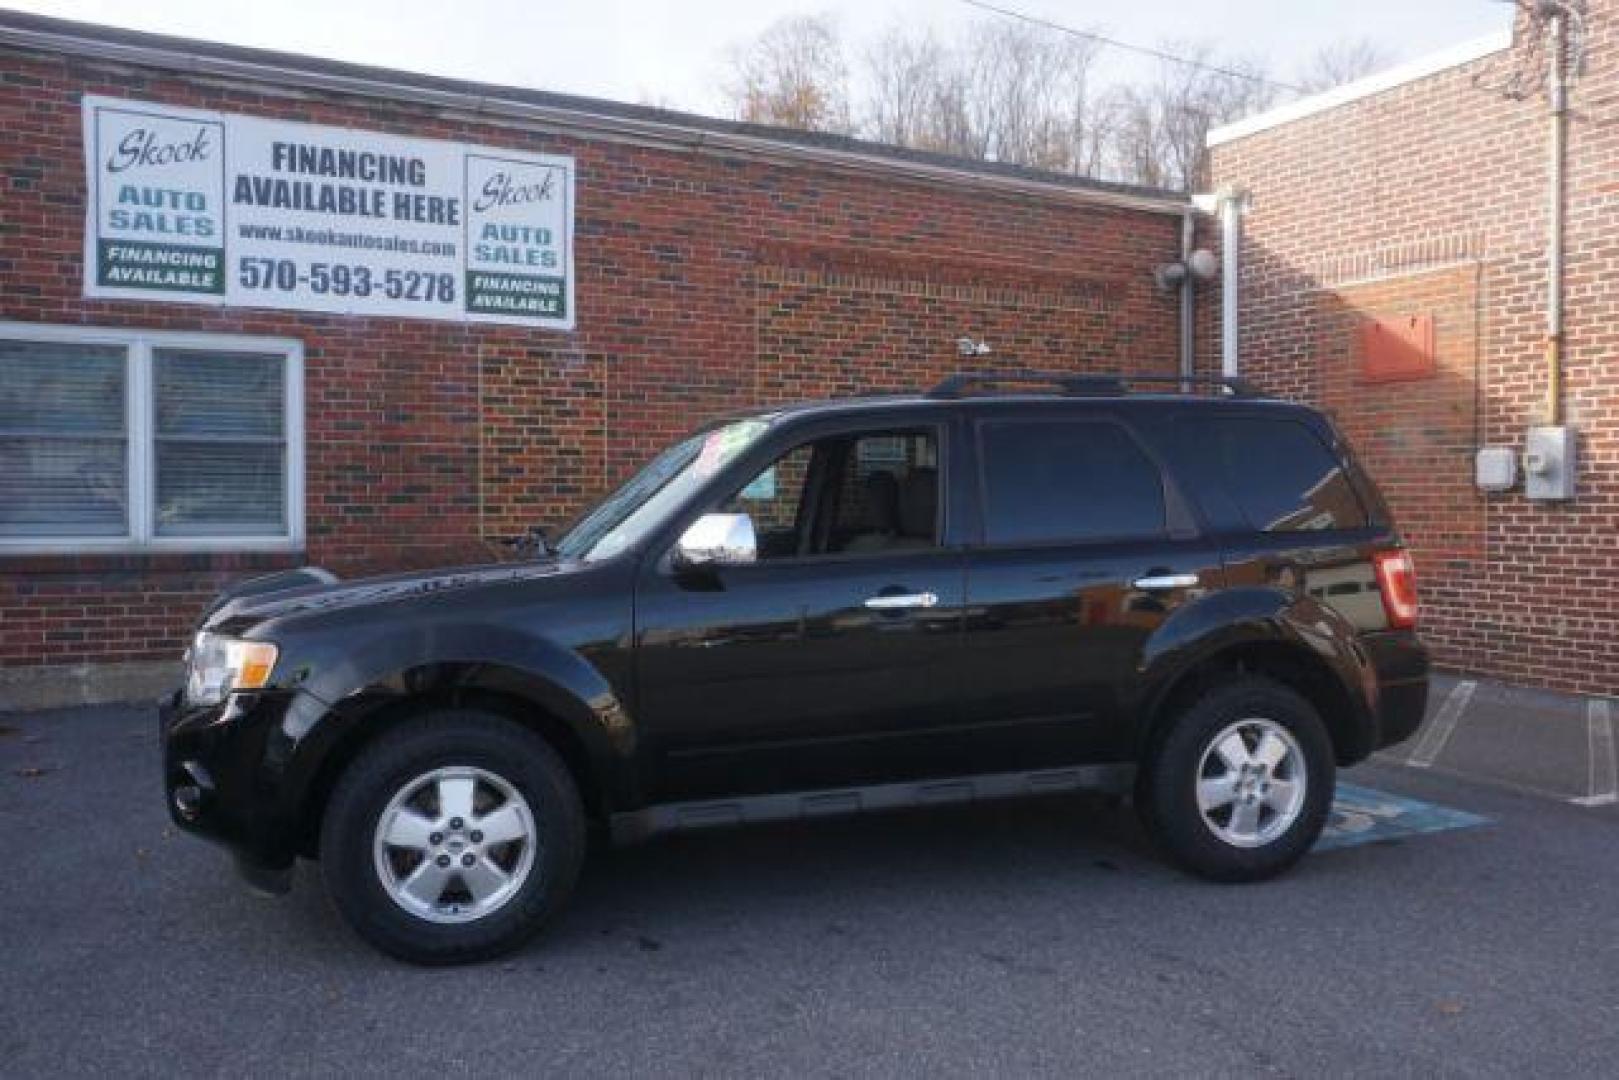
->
[1207,27,1514,148]
[0,9,1190,216]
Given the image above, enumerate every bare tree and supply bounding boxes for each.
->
[969,19,1102,170]
[722,15,1296,190]
[860,19,1102,173]
[726,15,852,133]
[1056,36,1110,179]
[864,27,945,147]
[635,90,680,111]
[1097,85,1166,188]
[1099,43,1278,190]
[1162,48,1278,188]
[1297,38,1392,92]
[920,59,981,158]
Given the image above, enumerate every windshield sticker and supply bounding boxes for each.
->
[694,420,767,479]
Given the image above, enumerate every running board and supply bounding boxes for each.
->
[610,764,1137,845]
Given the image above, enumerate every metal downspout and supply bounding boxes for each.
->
[1179,210,1195,379]
[1219,187,1245,379]
[1546,10,1568,426]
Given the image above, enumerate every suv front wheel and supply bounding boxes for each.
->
[320,710,586,964]
[1140,677,1334,882]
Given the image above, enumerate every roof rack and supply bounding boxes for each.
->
[925,370,1261,400]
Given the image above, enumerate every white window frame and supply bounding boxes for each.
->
[0,322,304,554]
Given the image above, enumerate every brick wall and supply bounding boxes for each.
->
[0,40,1183,672]
[1209,6,1619,694]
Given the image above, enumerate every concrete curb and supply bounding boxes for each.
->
[0,661,178,712]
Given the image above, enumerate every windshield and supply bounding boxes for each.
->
[555,418,772,562]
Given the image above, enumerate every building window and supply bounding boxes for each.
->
[0,324,303,552]
[0,339,129,539]
[154,349,288,538]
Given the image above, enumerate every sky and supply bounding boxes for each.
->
[11,0,1515,118]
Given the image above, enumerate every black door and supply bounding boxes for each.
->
[635,425,966,800]
[957,410,1224,769]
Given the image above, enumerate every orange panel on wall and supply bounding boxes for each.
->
[1360,313,1435,382]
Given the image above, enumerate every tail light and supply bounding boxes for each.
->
[1372,549,1419,629]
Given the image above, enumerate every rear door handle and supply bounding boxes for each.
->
[864,591,939,610]
[1132,573,1199,591]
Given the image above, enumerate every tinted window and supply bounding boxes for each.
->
[979,420,1165,544]
[1195,416,1368,532]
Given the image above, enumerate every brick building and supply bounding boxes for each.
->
[1207,4,1618,696]
[5,7,1613,708]
[0,12,1191,704]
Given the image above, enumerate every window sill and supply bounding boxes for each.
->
[0,547,305,575]
[0,536,302,555]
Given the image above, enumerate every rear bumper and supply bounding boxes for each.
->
[1361,630,1430,751]
[159,688,307,890]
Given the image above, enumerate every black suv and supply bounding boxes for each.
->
[161,372,1429,963]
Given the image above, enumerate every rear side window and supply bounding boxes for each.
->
[979,419,1166,545]
[1192,416,1368,532]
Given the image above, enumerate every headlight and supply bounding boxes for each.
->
[185,632,279,707]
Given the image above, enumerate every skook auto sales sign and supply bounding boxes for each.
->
[82,96,575,328]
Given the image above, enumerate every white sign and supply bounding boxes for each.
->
[82,95,575,328]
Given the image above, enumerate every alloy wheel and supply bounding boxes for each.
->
[1194,717,1308,849]
[371,766,538,924]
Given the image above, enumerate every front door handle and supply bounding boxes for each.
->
[864,591,939,610]
[1133,573,1199,591]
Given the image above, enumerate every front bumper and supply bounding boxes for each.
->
[159,687,310,892]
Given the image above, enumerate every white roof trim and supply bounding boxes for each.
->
[1207,28,1514,147]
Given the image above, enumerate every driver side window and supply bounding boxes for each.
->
[724,429,940,560]
[728,443,814,559]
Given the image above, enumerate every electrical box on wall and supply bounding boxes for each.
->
[1524,426,1576,501]
[1475,446,1518,492]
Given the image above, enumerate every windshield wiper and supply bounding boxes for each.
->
[501,525,555,560]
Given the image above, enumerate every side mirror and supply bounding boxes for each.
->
[673,512,757,569]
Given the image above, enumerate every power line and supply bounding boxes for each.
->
[959,0,1305,93]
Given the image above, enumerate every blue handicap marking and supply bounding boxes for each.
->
[1314,782,1490,853]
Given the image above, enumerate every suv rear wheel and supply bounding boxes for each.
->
[1139,677,1334,882]
[320,710,586,964]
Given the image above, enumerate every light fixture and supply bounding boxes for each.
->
[1154,249,1219,292]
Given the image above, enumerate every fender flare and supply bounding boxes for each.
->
[262,621,638,829]
[1130,586,1378,761]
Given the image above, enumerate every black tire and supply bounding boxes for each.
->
[320,710,586,964]
[1138,677,1334,883]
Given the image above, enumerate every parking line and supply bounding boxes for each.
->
[1572,699,1617,808]
[1407,680,1476,769]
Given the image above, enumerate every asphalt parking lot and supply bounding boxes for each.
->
[3,703,1617,1078]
